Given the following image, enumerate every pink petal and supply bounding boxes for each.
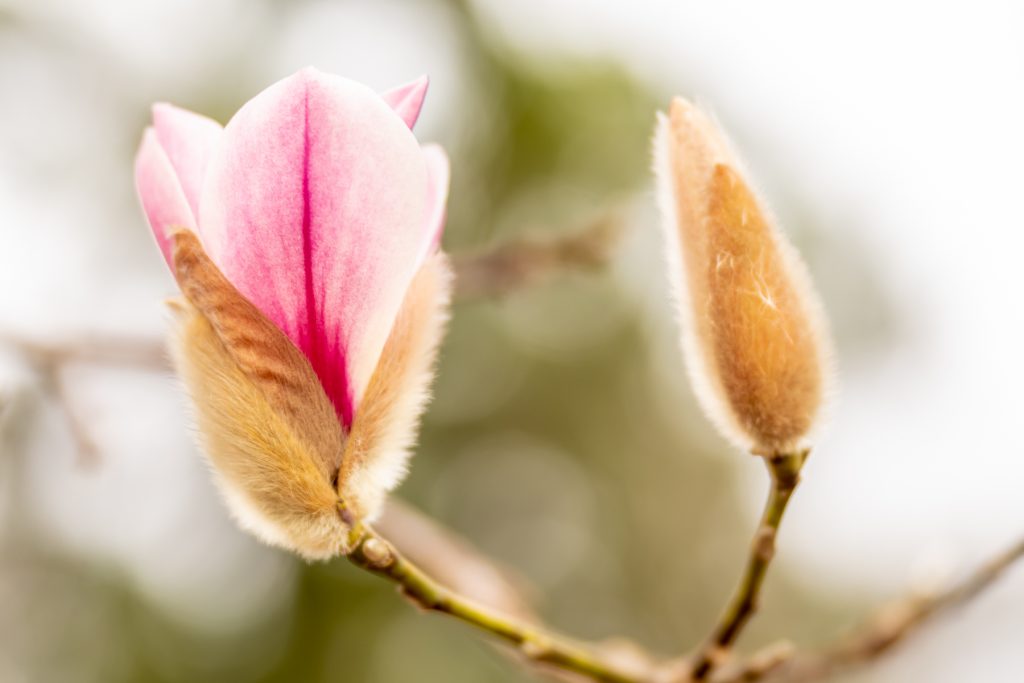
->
[198,67,439,427]
[380,75,429,129]
[419,144,450,260]
[134,127,195,268]
[151,103,222,219]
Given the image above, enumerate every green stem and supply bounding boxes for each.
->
[346,524,646,683]
[689,450,807,681]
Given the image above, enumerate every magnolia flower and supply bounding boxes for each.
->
[654,98,832,456]
[135,68,451,560]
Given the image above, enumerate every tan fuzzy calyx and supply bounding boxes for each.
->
[338,252,452,520]
[654,98,832,455]
[168,230,348,560]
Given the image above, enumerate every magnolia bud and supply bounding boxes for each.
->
[653,98,832,455]
[136,69,453,560]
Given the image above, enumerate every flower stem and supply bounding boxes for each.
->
[346,524,646,683]
[689,450,808,680]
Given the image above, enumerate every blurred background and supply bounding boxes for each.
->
[1,0,1023,681]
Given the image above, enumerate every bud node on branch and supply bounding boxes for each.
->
[360,537,395,569]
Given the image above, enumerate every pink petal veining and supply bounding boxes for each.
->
[197,67,435,427]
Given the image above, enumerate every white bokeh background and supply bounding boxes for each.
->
[1,1,1022,681]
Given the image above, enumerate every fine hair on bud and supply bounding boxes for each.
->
[166,229,452,560]
[168,230,349,560]
[336,252,452,521]
[653,97,833,456]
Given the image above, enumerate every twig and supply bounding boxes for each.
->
[375,499,536,620]
[688,451,808,681]
[708,642,795,683]
[1,331,168,467]
[0,331,169,370]
[347,523,651,683]
[376,501,663,683]
[452,213,624,302]
[2,332,164,467]
[51,366,102,468]
[747,535,1024,683]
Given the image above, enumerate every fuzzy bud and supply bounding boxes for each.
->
[653,98,832,455]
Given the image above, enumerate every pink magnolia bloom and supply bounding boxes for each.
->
[135,67,452,559]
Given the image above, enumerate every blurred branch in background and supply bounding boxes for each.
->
[452,212,625,302]
[754,536,1024,683]
[0,329,170,467]
[705,642,796,683]
[697,539,1024,683]
[0,331,169,369]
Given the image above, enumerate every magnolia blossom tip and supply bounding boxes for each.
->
[404,73,430,92]
[668,96,691,117]
[381,74,431,129]
[134,125,157,159]
[296,64,324,80]
[150,101,174,118]
[277,66,344,98]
